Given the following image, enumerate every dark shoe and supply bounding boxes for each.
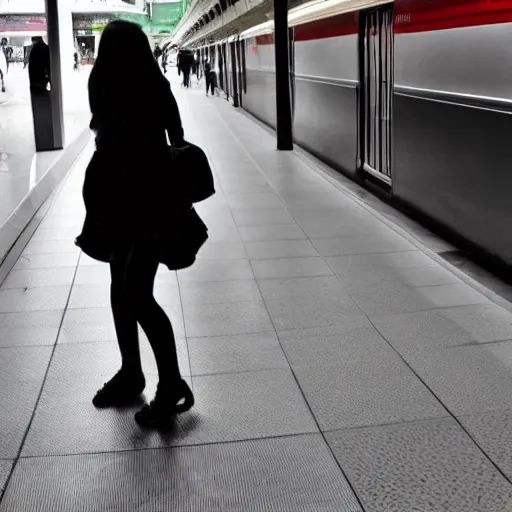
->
[134,379,194,428]
[93,370,145,408]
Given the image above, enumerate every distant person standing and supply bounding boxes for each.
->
[1,38,9,74]
[23,44,31,69]
[74,51,80,71]
[28,36,50,93]
[0,46,6,93]
[28,37,55,151]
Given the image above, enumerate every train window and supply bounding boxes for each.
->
[360,4,394,184]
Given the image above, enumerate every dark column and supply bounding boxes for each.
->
[230,41,239,107]
[31,0,64,151]
[273,0,293,150]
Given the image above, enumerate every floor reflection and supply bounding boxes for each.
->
[0,64,90,228]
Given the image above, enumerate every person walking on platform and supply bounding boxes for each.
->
[204,59,217,97]
[153,44,162,62]
[177,49,193,88]
[161,49,168,74]
[77,20,194,428]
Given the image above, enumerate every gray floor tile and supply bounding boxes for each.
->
[327,253,440,293]
[78,254,104,267]
[187,369,318,443]
[292,207,369,226]
[372,310,478,354]
[460,410,512,481]
[0,310,62,348]
[196,208,234,225]
[13,253,79,270]
[1,268,76,290]
[188,332,288,375]
[312,235,416,257]
[258,275,350,301]
[299,218,385,239]
[21,341,189,457]
[220,174,269,190]
[418,284,491,309]
[161,306,186,339]
[294,358,446,431]
[398,265,463,287]
[204,224,241,243]
[239,224,307,242]
[197,241,247,260]
[183,301,273,337]
[177,259,253,283]
[265,296,367,331]
[38,216,83,229]
[232,208,296,226]
[222,183,273,195]
[59,306,184,343]
[328,251,437,277]
[0,286,70,313]
[30,227,80,242]
[251,257,333,280]
[3,436,361,512]
[440,304,512,343]
[227,192,284,210]
[278,325,398,367]
[405,343,512,416]
[245,240,318,259]
[59,307,116,343]
[23,240,79,255]
[68,283,180,309]
[0,460,13,496]
[350,282,434,315]
[285,196,366,213]
[74,264,178,286]
[73,265,112,285]
[0,346,52,457]
[180,279,262,305]
[326,418,512,512]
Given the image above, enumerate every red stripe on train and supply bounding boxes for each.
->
[395,0,512,33]
[294,12,358,41]
[291,0,512,41]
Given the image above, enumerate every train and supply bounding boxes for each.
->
[191,0,512,271]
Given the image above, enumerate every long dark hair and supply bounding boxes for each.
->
[88,20,166,114]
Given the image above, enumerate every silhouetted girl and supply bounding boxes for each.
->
[82,20,193,427]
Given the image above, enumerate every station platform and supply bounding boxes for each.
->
[1,72,512,511]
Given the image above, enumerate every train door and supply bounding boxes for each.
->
[218,44,224,91]
[236,39,244,107]
[224,42,230,97]
[359,4,394,184]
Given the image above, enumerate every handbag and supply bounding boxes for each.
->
[170,142,215,203]
[156,206,208,270]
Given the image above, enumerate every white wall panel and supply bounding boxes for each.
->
[294,35,358,81]
[395,23,512,101]
[245,37,275,72]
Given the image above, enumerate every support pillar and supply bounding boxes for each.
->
[273,0,293,150]
[230,41,239,107]
[30,0,64,151]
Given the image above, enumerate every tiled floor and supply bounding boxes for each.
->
[1,74,512,511]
